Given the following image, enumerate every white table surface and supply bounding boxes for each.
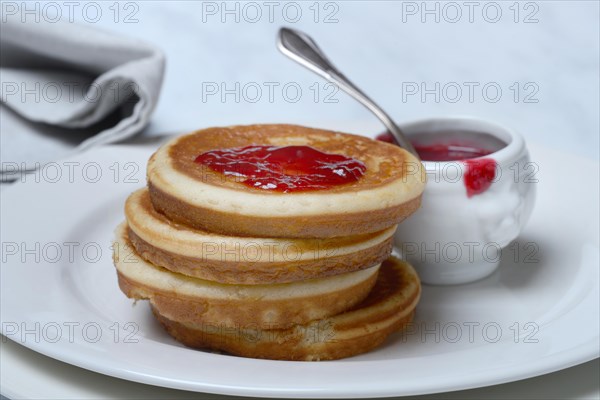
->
[1,1,599,399]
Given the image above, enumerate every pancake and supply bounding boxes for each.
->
[126,188,395,284]
[147,124,426,238]
[113,223,380,329]
[152,256,420,361]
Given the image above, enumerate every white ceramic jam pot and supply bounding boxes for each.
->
[393,117,537,285]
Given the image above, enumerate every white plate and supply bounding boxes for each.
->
[1,143,598,398]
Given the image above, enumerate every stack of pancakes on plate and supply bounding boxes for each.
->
[113,124,425,361]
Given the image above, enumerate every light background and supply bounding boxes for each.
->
[86,0,600,160]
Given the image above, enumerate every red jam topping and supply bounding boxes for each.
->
[194,145,366,192]
[376,131,497,197]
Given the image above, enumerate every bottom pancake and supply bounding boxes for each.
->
[152,257,421,361]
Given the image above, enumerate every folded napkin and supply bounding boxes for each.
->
[0,19,165,178]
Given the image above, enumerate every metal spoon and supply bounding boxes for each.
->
[277,27,419,158]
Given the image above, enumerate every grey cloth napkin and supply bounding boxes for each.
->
[0,19,165,179]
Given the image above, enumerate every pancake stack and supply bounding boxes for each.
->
[113,124,426,361]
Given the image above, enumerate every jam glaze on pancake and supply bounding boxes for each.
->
[152,257,421,361]
[194,144,367,192]
[113,223,380,329]
[126,189,395,284]
[147,124,426,238]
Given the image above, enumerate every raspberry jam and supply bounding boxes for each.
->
[410,144,493,162]
[463,158,497,198]
[376,131,497,197]
[376,132,494,161]
[194,145,366,192]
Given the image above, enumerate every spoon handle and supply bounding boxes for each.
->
[277,27,419,158]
